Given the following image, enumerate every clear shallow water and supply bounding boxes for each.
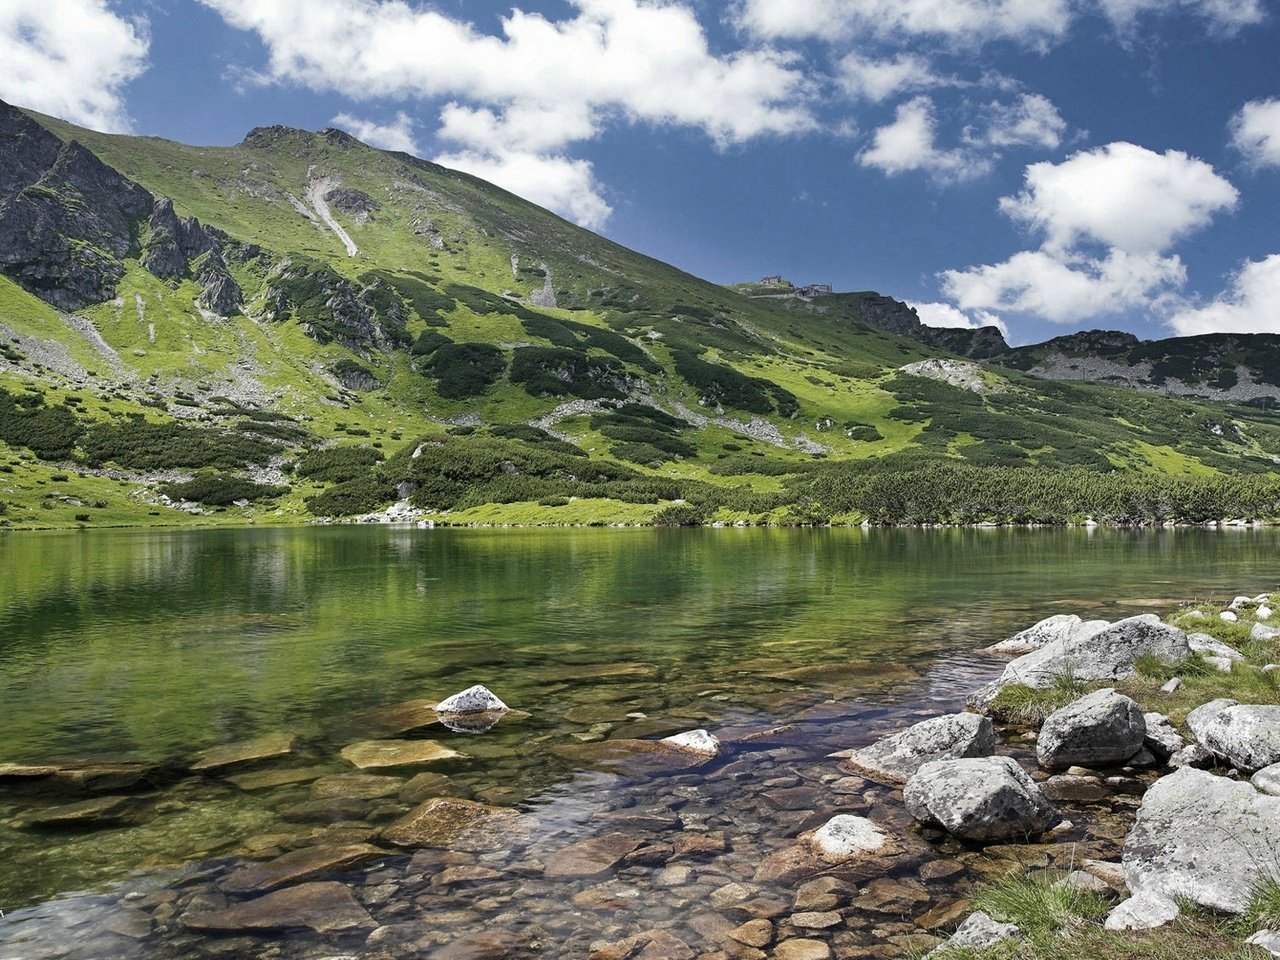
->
[0,526,1276,956]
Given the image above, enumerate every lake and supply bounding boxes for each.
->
[0,526,1275,958]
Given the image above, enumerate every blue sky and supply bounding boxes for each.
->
[2,1,1279,345]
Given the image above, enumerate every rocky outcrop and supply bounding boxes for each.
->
[903,756,1056,842]
[1036,689,1146,770]
[840,713,995,784]
[1123,767,1280,913]
[971,615,1190,706]
[261,259,409,353]
[0,101,152,309]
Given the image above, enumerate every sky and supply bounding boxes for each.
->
[2,1,1279,346]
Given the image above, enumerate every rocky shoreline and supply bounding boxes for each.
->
[1,594,1278,959]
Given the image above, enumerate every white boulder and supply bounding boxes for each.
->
[435,685,509,714]
[904,756,1056,842]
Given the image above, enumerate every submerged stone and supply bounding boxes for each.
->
[544,832,644,879]
[340,739,466,770]
[381,796,536,851]
[191,733,299,774]
[219,843,385,894]
[182,881,373,934]
[14,794,147,829]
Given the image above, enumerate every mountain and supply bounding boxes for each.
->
[1,98,1279,528]
[988,330,1280,406]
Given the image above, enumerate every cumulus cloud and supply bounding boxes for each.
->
[0,0,148,132]
[434,149,612,232]
[201,0,817,228]
[858,96,992,182]
[999,142,1238,254]
[968,94,1067,150]
[736,0,1072,48]
[1168,255,1280,336]
[330,111,419,154]
[1230,98,1280,170]
[836,53,952,103]
[912,301,1009,336]
[941,143,1237,323]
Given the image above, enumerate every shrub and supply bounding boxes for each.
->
[422,343,507,398]
[0,387,84,459]
[81,419,279,470]
[305,473,396,516]
[652,504,707,526]
[158,472,289,506]
[510,347,628,400]
[671,349,797,416]
[295,445,385,483]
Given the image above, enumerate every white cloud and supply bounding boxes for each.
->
[435,149,613,232]
[330,111,419,154]
[943,248,1187,323]
[912,301,1009,336]
[201,0,817,228]
[1168,255,1280,336]
[969,93,1067,150]
[0,0,148,132]
[998,142,1238,254]
[1230,98,1280,170]
[1097,0,1265,35]
[939,142,1238,324]
[736,0,1072,48]
[858,96,992,182]
[836,52,951,103]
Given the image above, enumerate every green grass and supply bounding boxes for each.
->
[923,871,1265,960]
[987,673,1091,725]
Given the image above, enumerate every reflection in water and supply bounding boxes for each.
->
[0,526,1275,930]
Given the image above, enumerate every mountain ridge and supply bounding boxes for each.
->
[1,98,1278,528]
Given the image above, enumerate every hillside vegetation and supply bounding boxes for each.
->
[1,99,1279,528]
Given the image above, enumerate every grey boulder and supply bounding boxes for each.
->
[904,756,1056,842]
[1142,713,1185,762]
[1194,704,1280,773]
[1036,689,1146,770]
[840,713,995,784]
[984,615,1109,655]
[1104,892,1180,931]
[435,685,509,715]
[1123,767,1280,913]
[970,615,1189,707]
[1187,632,1245,662]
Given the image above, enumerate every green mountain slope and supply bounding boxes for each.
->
[1,98,1279,528]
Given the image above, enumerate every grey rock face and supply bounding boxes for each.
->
[1194,704,1280,773]
[903,756,1056,842]
[1123,767,1280,913]
[842,713,995,784]
[0,103,153,309]
[1252,763,1280,796]
[1036,689,1146,770]
[1168,743,1214,769]
[985,615,1110,655]
[1186,698,1238,742]
[971,615,1190,707]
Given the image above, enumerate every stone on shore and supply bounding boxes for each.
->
[182,881,373,934]
[435,685,508,714]
[1191,703,1280,773]
[1123,767,1280,913]
[970,615,1190,707]
[1036,689,1146,770]
[191,733,299,773]
[904,756,1056,842]
[1142,713,1185,761]
[1104,892,1180,930]
[1252,764,1280,796]
[1187,633,1246,661]
[839,713,995,784]
[984,615,1109,655]
[219,843,386,894]
[381,796,535,851]
[340,739,466,771]
[1254,623,1280,642]
[926,911,1020,957]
